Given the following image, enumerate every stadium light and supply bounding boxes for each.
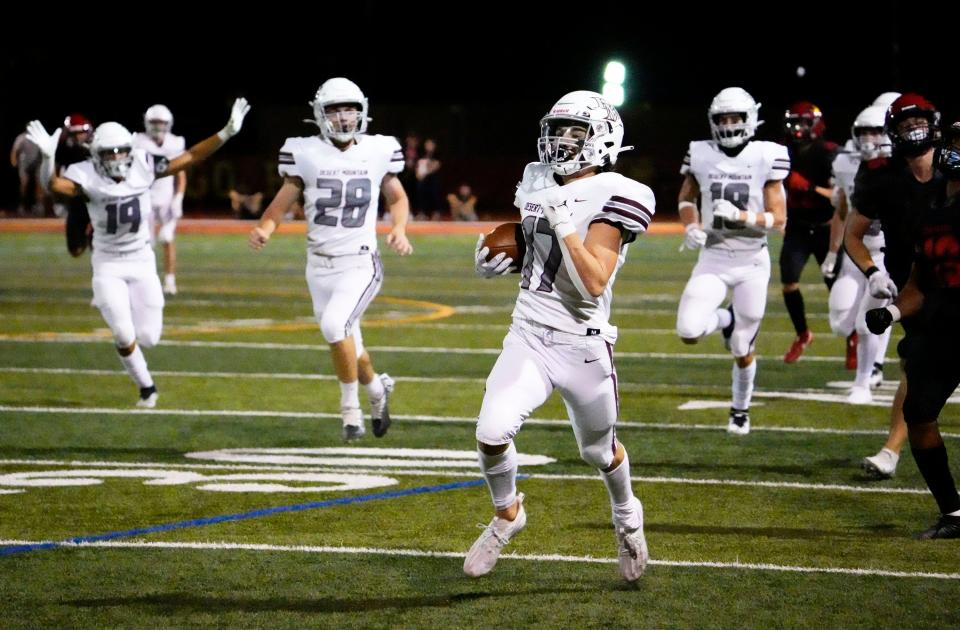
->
[602,60,626,106]
[603,61,626,85]
[602,83,625,107]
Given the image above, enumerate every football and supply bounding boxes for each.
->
[483,222,526,273]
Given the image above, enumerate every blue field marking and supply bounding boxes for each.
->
[0,478,489,557]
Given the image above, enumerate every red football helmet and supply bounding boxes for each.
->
[784,101,825,142]
[885,93,941,156]
[63,113,93,134]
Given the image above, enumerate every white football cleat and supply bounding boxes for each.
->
[463,493,527,578]
[727,408,750,435]
[370,373,395,438]
[341,406,365,441]
[615,498,649,582]
[862,448,899,479]
[868,365,884,389]
[136,386,158,409]
[847,385,872,405]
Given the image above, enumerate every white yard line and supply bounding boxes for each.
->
[0,457,934,495]
[0,404,956,438]
[0,336,850,362]
[0,539,954,580]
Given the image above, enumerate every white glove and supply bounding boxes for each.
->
[218,97,251,140]
[712,199,741,222]
[474,234,514,278]
[25,121,61,159]
[868,269,898,299]
[821,251,838,280]
[171,192,184,219]
[541,190,575,239]
[681,222,707,251]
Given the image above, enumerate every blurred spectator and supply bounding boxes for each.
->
[55,113,93,221]
[416,137,442,219]
[57,114,95,256]
[399,132,420,215]
[447,183,478,221]
[10,131,45,216]
[229,189,264,219]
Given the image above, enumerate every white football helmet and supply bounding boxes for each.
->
[872,92,902,110]
[144,104,173,142]
[310,77,370,143]
[852,105,892,160]
[537,90,625,176]
[90,122,134,180]
[708,87,762,149]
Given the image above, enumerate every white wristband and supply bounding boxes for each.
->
[886,305,901,322]
[678,201,697,211]
[762,212,774,229]
[745,211,758,225]
[554,222,576,239]
[217,128,231,141]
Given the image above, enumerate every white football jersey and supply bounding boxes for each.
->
[63,149,158,255]
[832,142,883,243]
[681,140,790,252]
[132,132,185,208]
[512,163,655,342]
[278,134,404,256]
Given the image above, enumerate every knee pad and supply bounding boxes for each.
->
[136,328,161,349]
[157,221,176,244]
[475,410,521,446]
[676,311,707,340]
[829,310,852,337]
[579,440,615,470]
[112,327,136,349]
[319,312,348,344]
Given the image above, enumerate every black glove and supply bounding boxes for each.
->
[865,307,893,334]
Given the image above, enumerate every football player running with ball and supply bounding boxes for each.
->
[468,91,654,582]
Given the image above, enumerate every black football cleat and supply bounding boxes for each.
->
[916,514,960,540]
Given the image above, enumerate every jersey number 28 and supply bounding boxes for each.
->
[314,178,372,228]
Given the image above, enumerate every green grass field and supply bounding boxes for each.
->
[1,230,957,628]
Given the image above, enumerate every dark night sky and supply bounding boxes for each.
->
[1,1,957,209]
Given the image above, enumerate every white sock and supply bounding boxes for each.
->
[339,380,360,410]
[118,345,153,389]
[876,327,891,367]
[732,360,757,410]
[854,331,880,388]
[365,374,385,401]
[164,273,175,284]
[478,442,518,511]
[602,449,641,530]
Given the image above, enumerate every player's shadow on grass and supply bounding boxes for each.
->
[7,447,183,459]
[575,521,903,539]
[66,585,635,614]
[636,461,814,476]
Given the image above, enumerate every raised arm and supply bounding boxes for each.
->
[160,98,251,177]
[25,121,80,197]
